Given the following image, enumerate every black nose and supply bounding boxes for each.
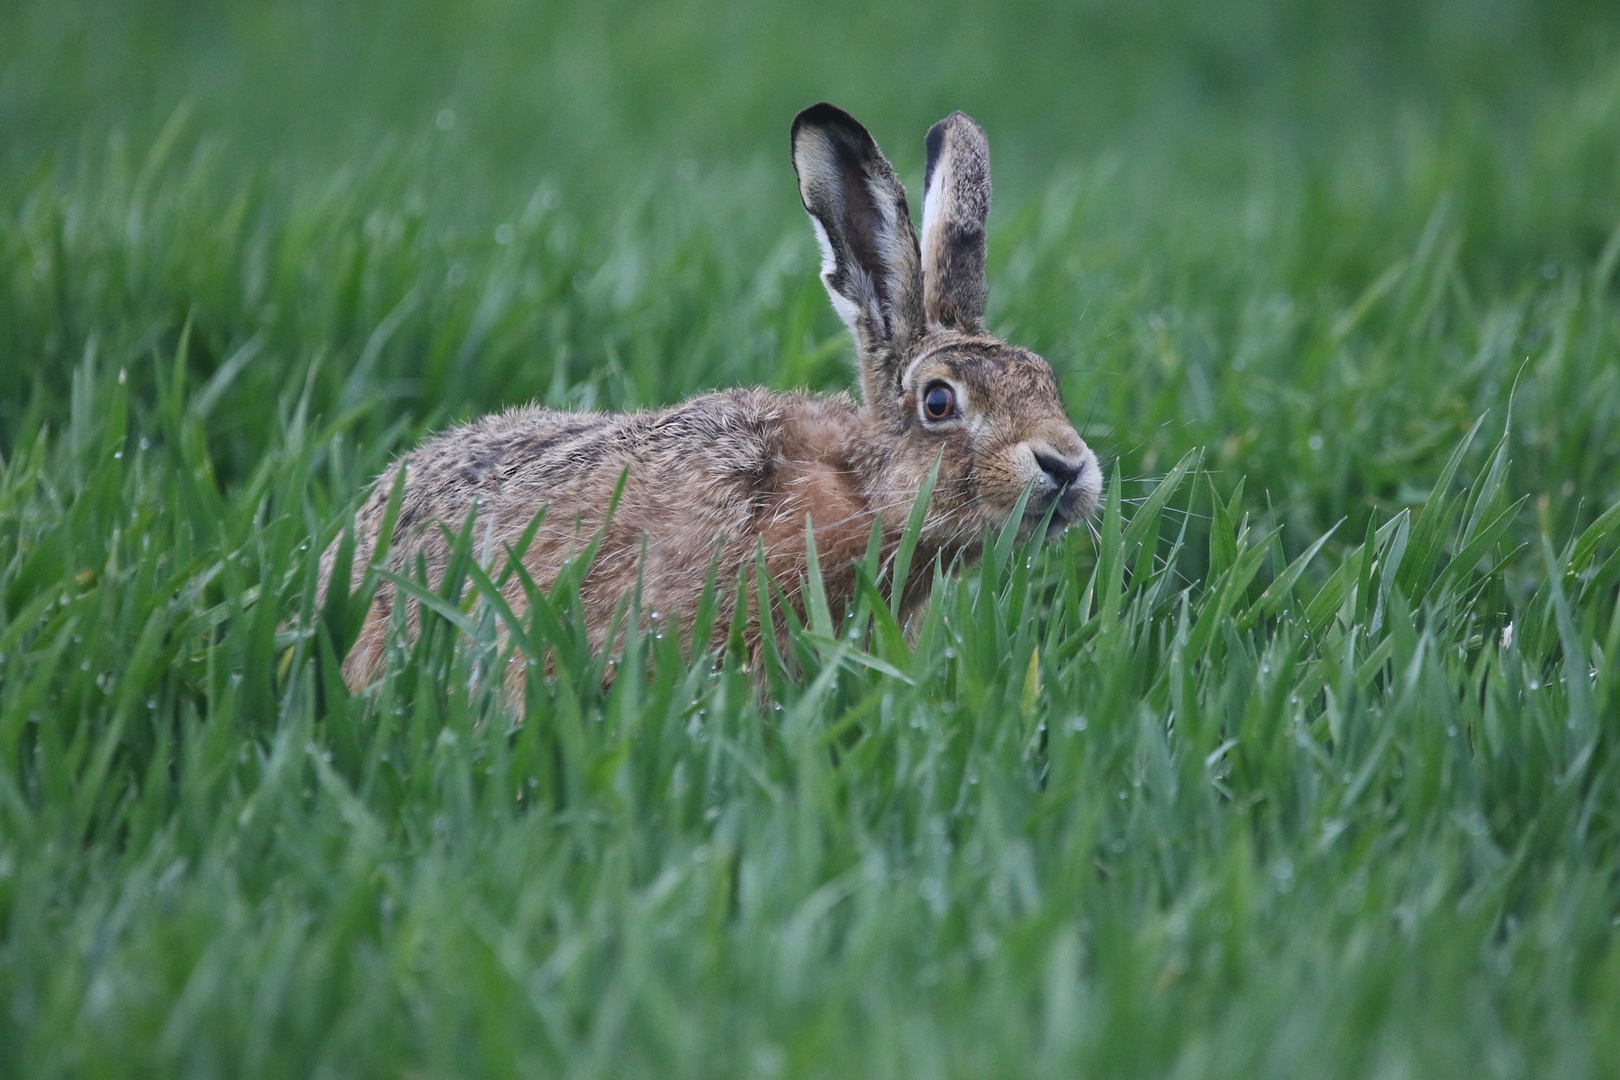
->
[1034,450,1084,489]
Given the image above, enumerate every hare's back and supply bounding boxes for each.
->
[423,388,793,535]
[347,388,862,595]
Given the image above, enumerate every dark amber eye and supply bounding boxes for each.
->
[922,382,956,421]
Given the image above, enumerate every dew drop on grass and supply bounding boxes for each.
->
[1067,716,1088,732]
[1271,858,1295,892]
[1447,725,1458,737]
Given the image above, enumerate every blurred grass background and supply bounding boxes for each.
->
[3,1,1620,1077]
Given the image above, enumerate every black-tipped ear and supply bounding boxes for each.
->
[921,112,991,332]
[791,103,924,405]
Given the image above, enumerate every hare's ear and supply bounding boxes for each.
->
[792,103,924,403]
[921,112,991,332]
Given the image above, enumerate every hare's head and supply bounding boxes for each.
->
[791,104,1100,541]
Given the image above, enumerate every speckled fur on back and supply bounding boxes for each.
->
[320,104,1102,693]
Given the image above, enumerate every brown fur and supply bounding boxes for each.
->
[319,104,1102,694]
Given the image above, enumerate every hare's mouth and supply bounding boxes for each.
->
[1021,460,1099,530]
[1022,487,1086,534]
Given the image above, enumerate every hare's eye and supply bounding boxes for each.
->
[922,382,956,422]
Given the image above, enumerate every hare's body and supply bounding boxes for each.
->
[322,105,1101,692]
[333,389,914,685]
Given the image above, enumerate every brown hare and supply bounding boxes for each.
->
[320,103,1101,690]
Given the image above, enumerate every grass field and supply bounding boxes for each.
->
[3,1,1620,1076]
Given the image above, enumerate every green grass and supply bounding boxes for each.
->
[3,1,1620,1076]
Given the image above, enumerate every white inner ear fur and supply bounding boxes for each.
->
[810,216,838,279]
[920,152,950,263]
[811,217,864,333]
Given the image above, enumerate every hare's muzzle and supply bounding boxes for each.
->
[1026,440,1102,529]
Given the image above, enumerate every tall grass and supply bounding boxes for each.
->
[2,0,1619,1076]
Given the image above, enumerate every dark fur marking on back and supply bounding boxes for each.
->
[516,422,599,461]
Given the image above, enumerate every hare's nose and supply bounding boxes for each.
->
[1033,449,1085,489]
